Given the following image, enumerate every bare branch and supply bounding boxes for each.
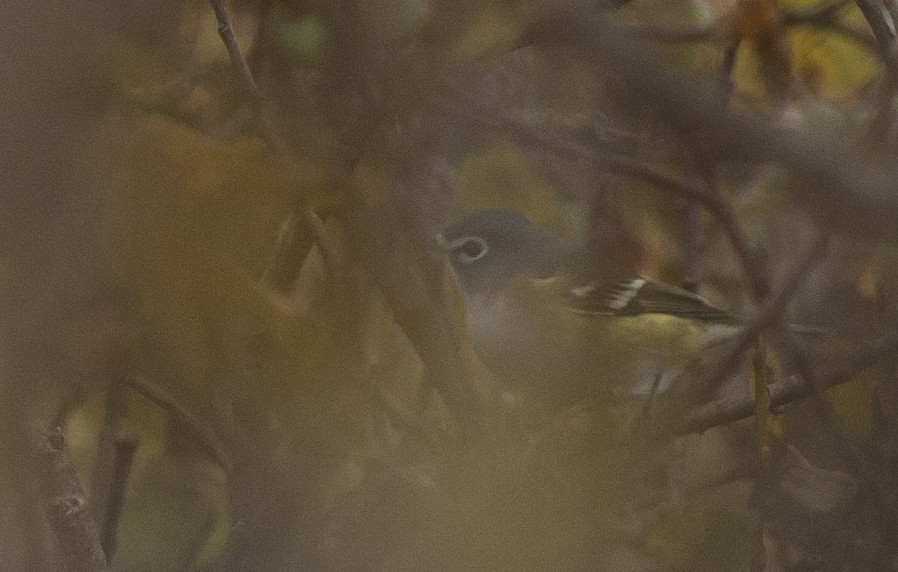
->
[208,0,260,104]
[679,327,898,434]
[369,380,441,449]
[647,236,828,432]
[89,383,129,525]
[444,86,772,298]
[854,0,896,56]
[118,376,234,479]
[34,428,108,572]
[304,209,342,276]
[346,207,485,439]
[47,497,108,572]
[100,431,138,560]
[681,201,703,293]
[772,331,898,542]
[522,11,898,240]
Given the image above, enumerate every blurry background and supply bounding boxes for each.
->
[3,0,898,570]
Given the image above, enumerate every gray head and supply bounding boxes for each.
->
[438,210,569,298]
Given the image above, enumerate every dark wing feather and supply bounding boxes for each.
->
[616,279,733,321]
[562,262,734,323]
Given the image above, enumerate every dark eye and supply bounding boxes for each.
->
[451,237,488,263]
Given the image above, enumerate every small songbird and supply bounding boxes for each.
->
[438,209,739,407]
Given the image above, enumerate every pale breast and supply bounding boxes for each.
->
[463,286,727,405]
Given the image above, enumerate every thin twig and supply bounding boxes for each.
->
[89,383,129,525]
[445,87,771,297]
[682,202,703,293]
[648,236,828,433]
[855,0,896,56]
[772,331,898,543]
[304,209,342,276]
[118,376,234,479]
[209,0,331,298]
[369,380,440,449]
[681,36,740,292]
[197,2,469,560]
[208,0,260,103]
[857,0,898,143]
[521,11,898,239]
[100,431,138,561]
[608,157,771,298]
[34,428,108,572]
[346,206,485,438]
[47,498,108,572]
[679,326,898,434]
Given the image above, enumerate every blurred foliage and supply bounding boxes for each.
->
[461,143,566,233]
[733,24,878,103]
[6,0,898,570]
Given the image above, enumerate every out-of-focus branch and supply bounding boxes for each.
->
[260,213,316,294]
[444,90,770,297]
[203,0,484,439]
[119,376,234,479]
[368,376,440,449]
[89,383,129,526]
[680,326,898,434]
[304,209,341,276]
[854,0,896,56]
[346,206,484,439]
[855,0,898,143]
[521,11,898,240]
[681,202,703,292]
[682,34,740,292]
[34,428,108,572]
[772,330,898,541]
[100,431,138,560]
[646,236,827,432]
[208,0,260,104]
[623,22,715,43]
[627,0,873,49]
[207,0,331,297]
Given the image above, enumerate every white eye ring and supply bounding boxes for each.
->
[450,236,489,263]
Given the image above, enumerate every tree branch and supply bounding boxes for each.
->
[208,0,260,103]
[772,330,898,542]
[443,85,772,297]
[34,428,108,572]
[89,383,129,527]
[645,236,828,433]
[679,327,898,434]
[118,376,234,479]
[99,431,138,560]
[522,11,898,240]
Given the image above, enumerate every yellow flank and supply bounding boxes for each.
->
[468,274,717,400]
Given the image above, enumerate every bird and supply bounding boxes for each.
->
[438,209,740,407]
